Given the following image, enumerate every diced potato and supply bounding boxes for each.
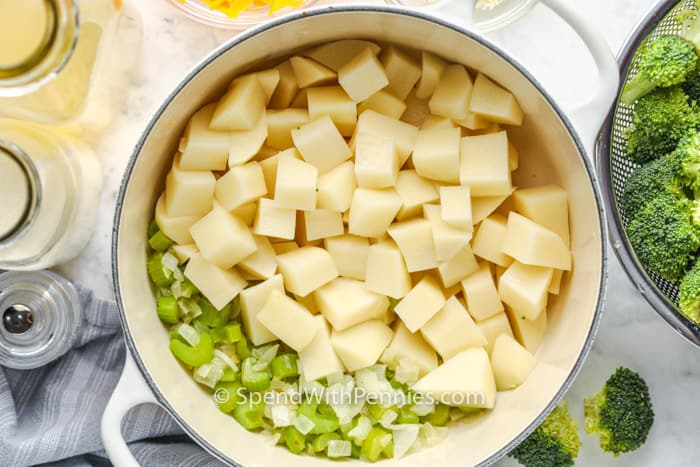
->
[324,234,370,281]
[472,192,512,224]
[316,161,357,212]
[423,204,471,262]
[164,162,215,218]
[357,90,407,119]
[307,86,357,137]
[232,202,257,227]
[289,56,336,88]
[239,274,283,346]
[292,116,352,173]
[381,322,438,376]
[379,45,422,100]
[475,311,513,355]
[179,104,231,171]
[456,111,491,131]
[299,315,346,381]
[269,60,299,109]
[395,276,446,332]
[155,195,199,245]
[354,133,399,189]
[415,51,447,99]
[508,141,519,171]
[549,269,564,295]
[498,261,553,321]
[412,127,461,183]
[274,154,318,211]
[215,162,267,210]
[429,64,473,121]
[271,241,299,255]
[352,110,418,165]
[253,198,296,240]
[513,185,570,247]
[331,320,393,372]
[314,277,389,331]
[437,244,480,288]
[401,90,431,128]
[169,243,199,264]
[365,241,412,299]
[469,73,523,126]
[505,305,547,354]
[388,218,437,272]
[421,115,457,130]
[461,266,504,321]
[491,334,535,391]
[294,293,319,315]
[259,148,300,196]
[184,253,247,310]
[211,75,266,131]
[228,112,268,167]
[338,47,389,102]
[291,88,308,108]
[413,348,496,409]
[303,209,344,241]
[472,214,513,268]
[257,289,321,351]
[304,39,382,72]
[238,235,277,280]
[190,204,258,269]
[266,108,309,150]
[440,186,472,231]
[231,68,280,105]
[502,212,572,270]
[421,296,487,360]
[276,246,338,297]
[460,132,512,196]
[395,170,439,220]
[348,187,402,238]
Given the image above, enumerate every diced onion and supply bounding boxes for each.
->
[294,414,315,435]
[193,321,209,335]
[178,298,202,320]
[252,344,279,371]
[410,400,436,416]
[194,363,223,388]
[380,409,398,427]
[395,359,420,385]
[327,440,352,458]
[326,371,346,386]
[173,323,200,346]
[419,423,449,447]
[214,349,239,372]
[162,252,180,274]
[347,416,372,443]
[392,424,420,459]
[271,405,295,427]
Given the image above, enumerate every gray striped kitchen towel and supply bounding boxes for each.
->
[0,285,225,467]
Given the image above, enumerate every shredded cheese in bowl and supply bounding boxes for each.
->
[180,0,305,18]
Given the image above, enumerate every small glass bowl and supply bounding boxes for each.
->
[166,0,319,29]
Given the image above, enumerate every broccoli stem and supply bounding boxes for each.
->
[621,73,657,105]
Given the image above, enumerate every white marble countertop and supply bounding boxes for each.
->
[56,0,700,465]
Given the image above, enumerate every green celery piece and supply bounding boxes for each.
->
[459,406,486,415]
[351,443,362,459]
[383,438,394,458]
[148,219,159,238]
[236,335,252,360]
[362,427,392,462]
[148,230,174,252]
[367,403,396,422]
[283,426,307,454]
[423,403,450,426]
[233,400,265,430]
[398,405,420,424]
[220,367,239,382]
[214,381,242,413]
[196,298,230,328]
[178,278,199,298]
[170,332,214,367]
[298,401,340,434]
[318,402,336,417]
[147,253,174,287]
[157,295,179,324]
[241,357,271,392]
[271,354,298,380]
[210,324,243,344]
[312,432,342,452]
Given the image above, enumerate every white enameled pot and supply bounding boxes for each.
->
[102,2,619,466]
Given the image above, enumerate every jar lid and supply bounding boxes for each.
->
[0,0,55,71]
[0,148,31,240]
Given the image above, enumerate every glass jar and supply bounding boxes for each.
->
[0,119,102,270]
[0,0,143,131]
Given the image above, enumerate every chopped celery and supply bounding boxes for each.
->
[148,219,159,238]
[172,278,198,299]
[220,367,239,382]
[459,406,486,415]
[148,230,174,252]
[398,405,420,424]
[147,253,174,287]
[423,403,450,426]
[196,298,230,328]
[327,439,352,458]
[214,381,242,413]
[170,332,214,367]
[362,427,392,462]
[241,357,271,392]
[210,323,243,344]
[388,297,400,312]
[271,354,298,380]
[283,426,306,454]
[351,443,362,459]
[236,335,252,360]
[347,416,372,444]
[318,402,336,417]
[294,414,316,435]
[157,296,179,324]
[230,296,242,320]
[233,399,265,430]
[367,403,396,422]
[311,432,341,452]
[298,402,340,434]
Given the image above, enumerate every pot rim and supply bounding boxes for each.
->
[112,5,609,465]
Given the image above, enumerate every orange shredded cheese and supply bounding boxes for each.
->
[180,0,305,17]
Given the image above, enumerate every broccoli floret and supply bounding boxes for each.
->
[584,367,654,456]
[509,401,581,467]
[620,150,685,216]
[626,193,700,282]
[621,35,698,105]
[679,259,700,324]
[682,66,700,102]
[675,131,700,192]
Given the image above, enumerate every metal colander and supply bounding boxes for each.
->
[597,0,700,346]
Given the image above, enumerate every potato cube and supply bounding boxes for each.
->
[472,192,512,224]
[460,132,512,196]
[239,274,283,346]
[437,244,480,288]
[461,266,503,321]
[379,45,422,100]
[423,204,471,262]
[189,204,257,269]
[228,112,268,167]
[155,195,199,245]
[401,90,431,128]
[277,246,338,297]
[304,39,381,72]
[266,109,309,150]
[271,241,298,255]
[498,262,552,321]
[365,241,412,298]
[169,243,198,264]
[269,60,299,109]
[388,219,437,272]
[502,212,571,270]
[348,188,402,238]
[413,348,496,409]
[307,86,357,137]
[381,322,438,376]
[238,235,277,280]
[232,202,257,227]
[395,170,439,220]
[475,311,513,355]
[440,186,472,231]
[253,198,296,240]
[314,278,389,331]
[299,316,346,381]
[274,154,318,211]
[491,334,535,391]
[354,133,399,189]
[508,141,519,171]
[505,305,547,354]
[303,209,344,241]
[215,162,267,210]
[352,110,418,165]
[429,64,473,121]
[331,320,393,372]
[292,116,351,173]
[324,234,370,281]
[415,51,447,99]
[472,214,513,268]
[211,75,266,131]
[164,163,215,218]
[358,90,406,119]
[421,115,456,130]
[257,289,321,351]
[469,73,523,126]
[412,127,461,183]
[456,111,491,131]
[231,68,280,105]
[338,47,389,102]
[184,253,247,310]
[289,56,336,88]
[316,161,357,212]
[513,185,570,246]
[549,269,564,295]
[395,276,446,332]
[421,296,487,360]
[259,148,300,195]
[179,104,231,171]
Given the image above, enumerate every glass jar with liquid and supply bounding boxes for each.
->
[0,0,142,131]
[0,119,101,270]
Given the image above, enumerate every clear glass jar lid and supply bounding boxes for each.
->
[0,147,31,240]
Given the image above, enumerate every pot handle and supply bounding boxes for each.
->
[101,352,159,467]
